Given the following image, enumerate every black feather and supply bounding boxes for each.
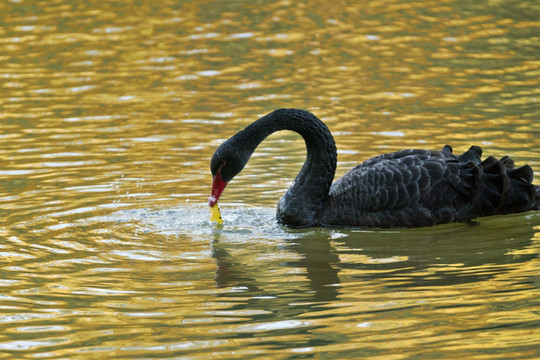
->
[210,109,539,227]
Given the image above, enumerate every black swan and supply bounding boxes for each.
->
[209,108,539,228]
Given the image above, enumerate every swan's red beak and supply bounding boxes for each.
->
[209,173,228,207]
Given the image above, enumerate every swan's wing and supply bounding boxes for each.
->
[330,149,458,208]
[322,149,464,227]
[323,146,537,227]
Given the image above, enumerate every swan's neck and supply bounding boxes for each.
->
[239,109,337,227]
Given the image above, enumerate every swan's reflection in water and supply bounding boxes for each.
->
[205,212,539,357]
[211,212,539,304]
[286,236,341,302]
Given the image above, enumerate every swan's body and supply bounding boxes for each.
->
[209,109,539,228]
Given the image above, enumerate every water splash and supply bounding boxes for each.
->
[99,205,305,243]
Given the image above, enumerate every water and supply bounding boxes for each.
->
[1,0,540,358]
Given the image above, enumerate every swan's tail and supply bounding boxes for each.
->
[444,145,538,216]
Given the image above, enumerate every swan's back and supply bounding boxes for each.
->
[319,145,539,227]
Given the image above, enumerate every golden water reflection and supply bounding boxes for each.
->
[0,0,539,358]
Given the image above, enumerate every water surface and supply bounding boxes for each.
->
[1,0,539,358]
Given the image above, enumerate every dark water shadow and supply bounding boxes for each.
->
[204,211,539,351]
[211,212,539,301]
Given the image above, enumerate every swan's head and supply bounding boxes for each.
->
[208,139,250,207]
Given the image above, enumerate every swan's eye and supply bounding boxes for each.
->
[220,160,226,168]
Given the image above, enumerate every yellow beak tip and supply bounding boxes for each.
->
[209,204,223,224]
